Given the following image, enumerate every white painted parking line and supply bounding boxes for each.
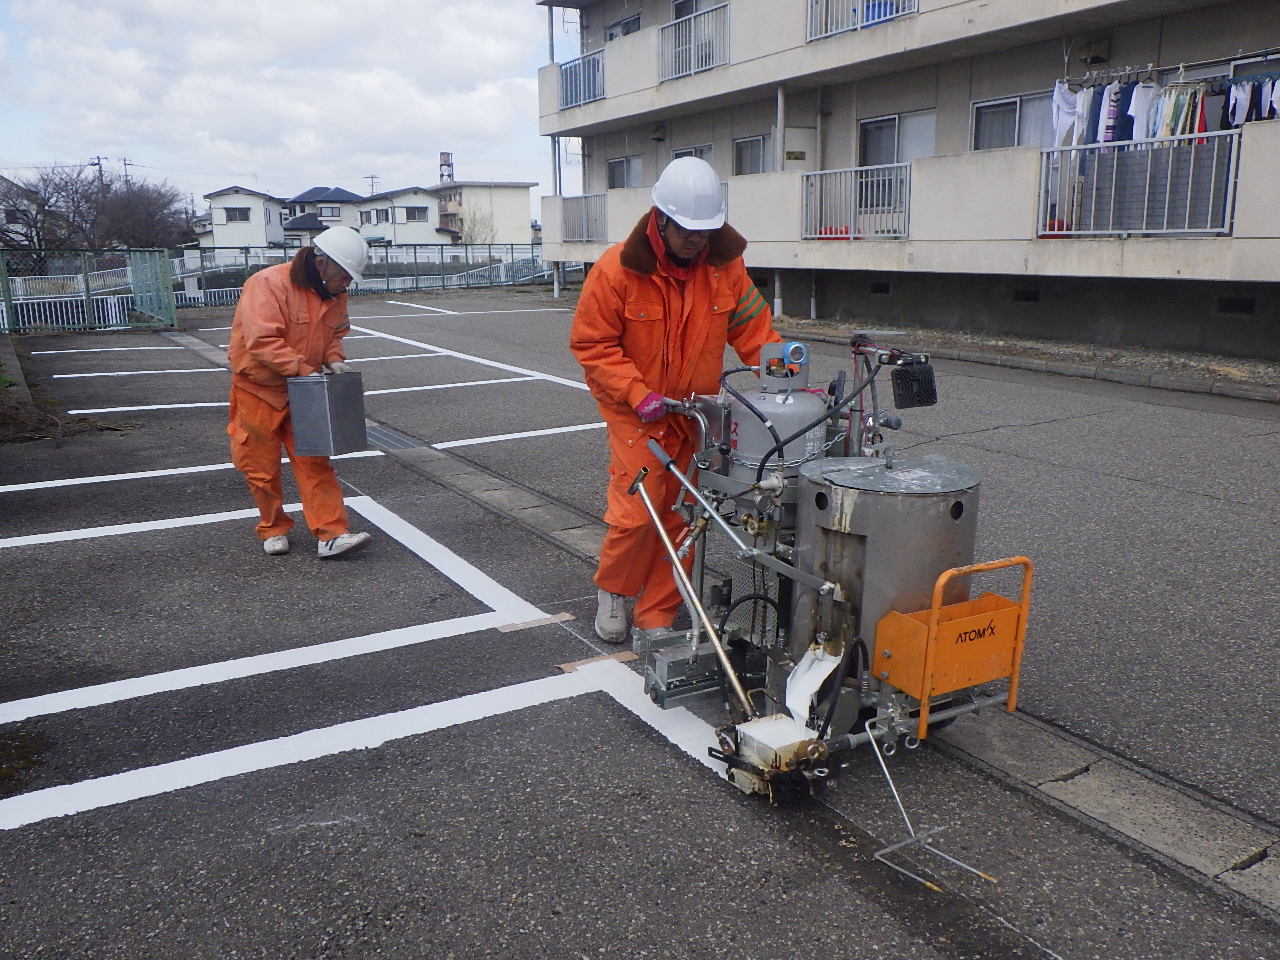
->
[349,308,572,318]
[385,300,456,314]
[366,376,536,396]
[31,347,185,355]
[0,495,544,724]
[0,659,717,830]
[351,325,588,391]
[50,367,226,379]
[197,326,231,331]
[0,450,384,494]
[68,401,230,414]
[343,353,443,363]
[434,422,605,450]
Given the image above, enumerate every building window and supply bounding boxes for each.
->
[733,135,772,176]
[672,0,714,18]
[606,14,640,40]
[376,208,391,223]
[4,208,21,224]
[673,144,713,162]
[360,211,373,225]
[607,156,642,189]
[972,93,1052,150]
[318,205,340,218]
[405,207,429,221]
[859,110,935,165]
[225,207,250,222]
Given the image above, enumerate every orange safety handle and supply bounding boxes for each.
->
[917,556,1034,740]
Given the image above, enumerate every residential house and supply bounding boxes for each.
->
[536,0,1280,359]
[281,187,364,246]
[355,187,438,245]
[204,186,285,248]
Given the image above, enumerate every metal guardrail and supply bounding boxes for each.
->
[1039,130,1241,236]
[0,293,136,333]
[802,164,911,239]
[560,49,604,109]
[561,194,608,242]
[660,3,729,82]
[807,0,917,41]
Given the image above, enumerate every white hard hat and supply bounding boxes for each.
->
[313,226,369,282]
[651,156,725,231]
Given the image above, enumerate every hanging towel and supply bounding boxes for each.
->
[1052,80,1079,146]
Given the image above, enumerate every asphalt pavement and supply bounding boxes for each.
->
[1,288,1277,959]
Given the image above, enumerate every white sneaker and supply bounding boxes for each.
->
[263,535,290,556]
[318,531,372,559]
[594,588,630,645]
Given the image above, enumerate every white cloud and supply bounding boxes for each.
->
[0,0,560,209]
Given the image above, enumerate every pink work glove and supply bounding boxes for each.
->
[634,391,667,423]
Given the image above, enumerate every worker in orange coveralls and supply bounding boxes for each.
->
[570,157,781,645]
[226,225,373,559]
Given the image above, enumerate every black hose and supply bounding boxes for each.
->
[816,637,868,740]
[720,366,784,458]
[716,592,781,637]
[752,370,879,482]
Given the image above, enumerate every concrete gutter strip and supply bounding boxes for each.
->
[935,711,1280,917]
[780,328,1280,404]
[0,333,34,405]
[161,330,230,369]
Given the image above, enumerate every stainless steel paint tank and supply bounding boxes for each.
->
[789,454,980,662]
[726,387,829,483]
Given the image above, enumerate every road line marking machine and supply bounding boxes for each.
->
[631,336,1032,888]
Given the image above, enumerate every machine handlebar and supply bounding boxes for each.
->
[646,438,675,469]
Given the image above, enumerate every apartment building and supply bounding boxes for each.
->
[537,0,1280,359]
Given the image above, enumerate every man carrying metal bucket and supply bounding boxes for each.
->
[225,225,373,559]
[570,157,782,644]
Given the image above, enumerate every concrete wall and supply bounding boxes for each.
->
[814,269,1279,360]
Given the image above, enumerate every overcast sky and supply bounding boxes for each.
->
[0,0,581,216]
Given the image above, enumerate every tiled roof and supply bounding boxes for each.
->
[289,186,364,203]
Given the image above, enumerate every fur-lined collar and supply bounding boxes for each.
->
[618,209,747,276]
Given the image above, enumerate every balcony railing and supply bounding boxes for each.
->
[560,49,604,109]
[562,194,607,242]
[660,3,729,82]
[802,164,911,239]
[1039,130,1241,236]
[807,0,917,42]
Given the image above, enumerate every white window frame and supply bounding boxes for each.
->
[673,144,713,162]
[317,205,341,218]
[606,13,641,40]
[606,155,642,189]
[970,91,1051,151]
[859,114,900,165]
[732,135,772,176]
[360,210,373,225]
[224,207,250,223]
[405,206,430,222]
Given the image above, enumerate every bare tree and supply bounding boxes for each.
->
[0,167,105,250]
[461,207,497,244]
[0,166,194,253]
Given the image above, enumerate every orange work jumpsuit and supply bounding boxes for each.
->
[226,256,352,541]
[570,211,780,629]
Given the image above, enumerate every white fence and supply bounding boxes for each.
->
[660,3,729,82]
[802,164,911,239]
[561,194,608,242]
[0,294,135,332]
[560,50,604,109]
[1039,129,1241,236]
[807,0,917,41]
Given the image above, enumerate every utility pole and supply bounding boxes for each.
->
[365,174,379,195]
[119,158,133,188]
[88,156,107,191]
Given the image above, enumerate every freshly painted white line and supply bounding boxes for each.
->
[385,300,456,314]
[31,346,184,355]
[0,495,543,722]
[68,401,230,414]
[0,660,716,830]
[351,325,588,391]
[0,450,384,494]
[365,376,536,396]
[349,497,542,619]
[50,368,226,379]
[434,422,605,449]
[197,326,232,331]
